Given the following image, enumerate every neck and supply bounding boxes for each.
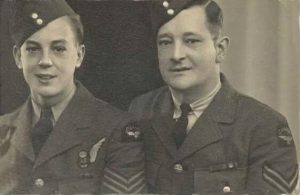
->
[170,77,221,104]
[31,82,76,107]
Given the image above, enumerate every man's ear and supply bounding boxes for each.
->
[75,44,85,68]
[13,45,23,69]
[215,36,229,63]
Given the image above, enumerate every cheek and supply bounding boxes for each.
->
[191,47,216,64]
[55,56,78,72]
[158,47,172,60]
[158,61,169,75]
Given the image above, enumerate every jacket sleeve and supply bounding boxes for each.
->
[246,114,298,194]
[101,120,147,194]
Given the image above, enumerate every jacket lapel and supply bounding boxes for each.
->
[150,88,178,157]
[174,75,238,162]
[34,83,96,168]
[10,99,35,161]
[151,116,177,157]
[174,110,222,162]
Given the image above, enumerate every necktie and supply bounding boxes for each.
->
[173,103,192,148]
[31,107,53,156]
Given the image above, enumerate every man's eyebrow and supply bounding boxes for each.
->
[24,40,40,45]
[24,39,68,45]
[183,32,201,37]
[52,39,67,44]
[157,33,172,39]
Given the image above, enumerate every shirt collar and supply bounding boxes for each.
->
[31,85,76,126]
[171,80,221,119]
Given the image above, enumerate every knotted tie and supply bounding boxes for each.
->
[31,107,53,156]
[173,103,192,148]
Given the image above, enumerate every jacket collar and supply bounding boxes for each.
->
[8,82,104,167]
[151,74,238,160]
[34,82,99,168]
[10,99,35,161]
[206,73,238,124]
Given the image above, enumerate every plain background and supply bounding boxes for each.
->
[1,0,299,159]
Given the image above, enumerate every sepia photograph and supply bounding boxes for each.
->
[0,0,299,194]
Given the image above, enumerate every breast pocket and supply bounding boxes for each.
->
[194,167,247,193]
[57,174,100,194]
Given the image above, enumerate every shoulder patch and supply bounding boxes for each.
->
[122,123,142,142]
[277,126,294,147]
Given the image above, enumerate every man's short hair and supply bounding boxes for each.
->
[185,0,223,38]
[66,14,84,45]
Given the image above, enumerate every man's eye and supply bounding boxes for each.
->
[185,39,200,44]
[53,46,66,53]
[158,40,172,46]
[26,47,40,53]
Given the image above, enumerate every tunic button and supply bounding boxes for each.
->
[36,18,43,25]
[167,9,174,15]
[34,178,44,187]
[223,185,231,193]
[162,1,169,8]
[173,164,183,173]
[228,162,234,169]
[31,12,38,19]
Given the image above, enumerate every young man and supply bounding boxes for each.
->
[129,0,298,194]
[0,0,145,194]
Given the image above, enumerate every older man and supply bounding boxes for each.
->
[129,0,298,194]
[0,0,145,194]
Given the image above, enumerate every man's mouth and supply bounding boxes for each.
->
[35,74,56,80]
[170,67,192,72]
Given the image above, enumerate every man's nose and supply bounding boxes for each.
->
[38,51,53,68]
[171,42,186,62]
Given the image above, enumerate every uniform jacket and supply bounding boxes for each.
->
[0,82,145,194]
[129,75,298,194]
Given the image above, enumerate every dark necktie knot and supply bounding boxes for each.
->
[40,107,52,119]
[180,103,192,117]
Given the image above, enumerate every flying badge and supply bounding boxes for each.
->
[122,123,142,142]
[89,137,106,163]
[0,125,16,156]
[78,137,106,168]
[277,126,294,147]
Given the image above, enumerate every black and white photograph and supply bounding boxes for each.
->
[0,0,299,194]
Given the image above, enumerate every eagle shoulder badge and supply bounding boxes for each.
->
[277,126,294,147]
[122,123,142,142]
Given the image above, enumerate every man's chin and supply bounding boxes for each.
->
[167,80,193,90]
[31,88,59,99]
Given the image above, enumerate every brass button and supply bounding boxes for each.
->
[228,162,234,169]
[173,164,183,173]
[31,13,38,19]
[34,178,44,187]
[162,1,169,8]
[36,18,43,25]
[167,9,174,15]
[223,186,231,193]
